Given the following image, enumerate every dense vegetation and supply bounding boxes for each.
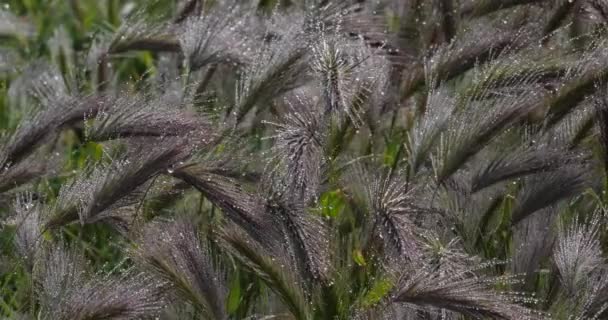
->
[3,0,608,319]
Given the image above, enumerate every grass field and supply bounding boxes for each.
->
[1,0,608,319]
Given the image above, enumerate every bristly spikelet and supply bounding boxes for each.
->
[7,193,41,270]
[1,63,71,168]
[35,243,88,319]
[406,87,455,176]
[85,91,207,143]
[310,33,389,126]
[232,14,309,124]
[510,208,557,286]
[46,139,189,230]
[177,2,252,71]
[172,162,283,252]
[470,143,579,192]
[430,51,551,185]
[265,194,333,284]
[217,225,312,320]
[393,257,545,319]
[108,14,178,55]
[264,92,325,204]
[552,211,608,319]
[135,216,227,320]
[554,102,595,148]
[0,151,48,193]
[439,177,505,251]
[348,164,426,265]
[401,21,528,99]
[368,172,424,263]
[554,212,604,295]
[511,165,590,225]
[35,243,166,320]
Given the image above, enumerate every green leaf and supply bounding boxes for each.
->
[352,249,366,267]
[361,277,393,308]
[318,190,345,218]
[227,274,241,314]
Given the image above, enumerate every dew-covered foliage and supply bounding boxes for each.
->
[2,0,608,319]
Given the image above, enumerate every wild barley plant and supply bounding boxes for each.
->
[2,0,608,319]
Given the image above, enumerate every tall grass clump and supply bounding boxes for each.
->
[2,0,608,319]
